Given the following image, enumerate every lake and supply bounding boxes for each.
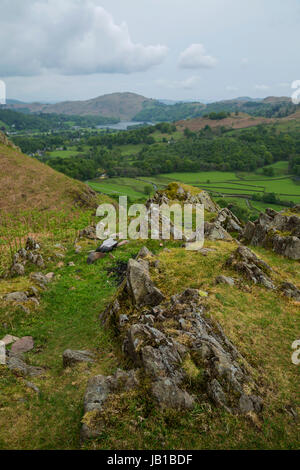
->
[97,121,153,130]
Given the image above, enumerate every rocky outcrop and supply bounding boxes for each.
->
[204,221,232,241]
[10,237,45,277]
[226,245,274,289]
[147,182,219,213]
[82,248,263,439]
[214,208,243,233]
[242,208,300,260]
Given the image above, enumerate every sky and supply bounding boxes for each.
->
[0,0,299,103]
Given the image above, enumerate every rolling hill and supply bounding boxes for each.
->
[0,131,100,214]
[176,112,277,132]
[3,93,298,123]
[4,92,155,120]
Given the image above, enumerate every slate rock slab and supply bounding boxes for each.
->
[63,349,95,368]
[11,336,34,354]
[4,292,28,303]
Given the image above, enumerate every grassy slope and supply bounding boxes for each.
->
[0,137,100,214]
[176,113,276,132]
[0,236,299,449]
[0,182,299,449]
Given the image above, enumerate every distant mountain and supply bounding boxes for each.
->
[262,96,291,103]
[6,99,26,104]
[4,92,297,123]
[5,92,155,121]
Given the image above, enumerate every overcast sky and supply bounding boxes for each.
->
[0,0,299,102]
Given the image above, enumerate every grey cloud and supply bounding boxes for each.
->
[0,0,168,77]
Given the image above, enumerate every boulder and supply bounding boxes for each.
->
[226,246,274,289]
[126,259,164,307]
[138,246,153,258]
[278,282,300,301]
[10,263,25,276]
[11,336,34,354]
[4,292,28,303]
[7,353,44,377]
[63,349,95,368]
[87,251,106,265]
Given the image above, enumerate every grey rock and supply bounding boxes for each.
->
[126,258,164,307]
[87,251,106,265]
[63,349,95,368]
[226,246,274,289]
[242,208,300,260]
[152,378,195,410]
[96,238,118,253]
[30,272,49,288]
[239,393,263,415]
[45,272,55,280]
[7,354,44,377]
[238,393,254,414]
[138,246,153,258]
[11,336,34,354]
[279,282,300,301]
[10,263,25,276]
[215,275,235,286]
[25,381,40,394]
[27,286,39,297]
[198,248,216,256]
[207,379,230,411]
[82,369,139,440]
[204,221,232,241]
[26,237,40,251]
[4,291,28,303]
[1,334,19,346]
[215,208,243,233]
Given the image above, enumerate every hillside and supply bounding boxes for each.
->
[5,93,298,123]
[0,131,100,214]
[4,93,154,120]
[0,183,299,450]
[176,112,276,132]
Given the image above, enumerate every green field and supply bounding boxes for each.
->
[49,146,91,158]
[87,177,155,201]
[87,165,300,214]
[149,169,300,204]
